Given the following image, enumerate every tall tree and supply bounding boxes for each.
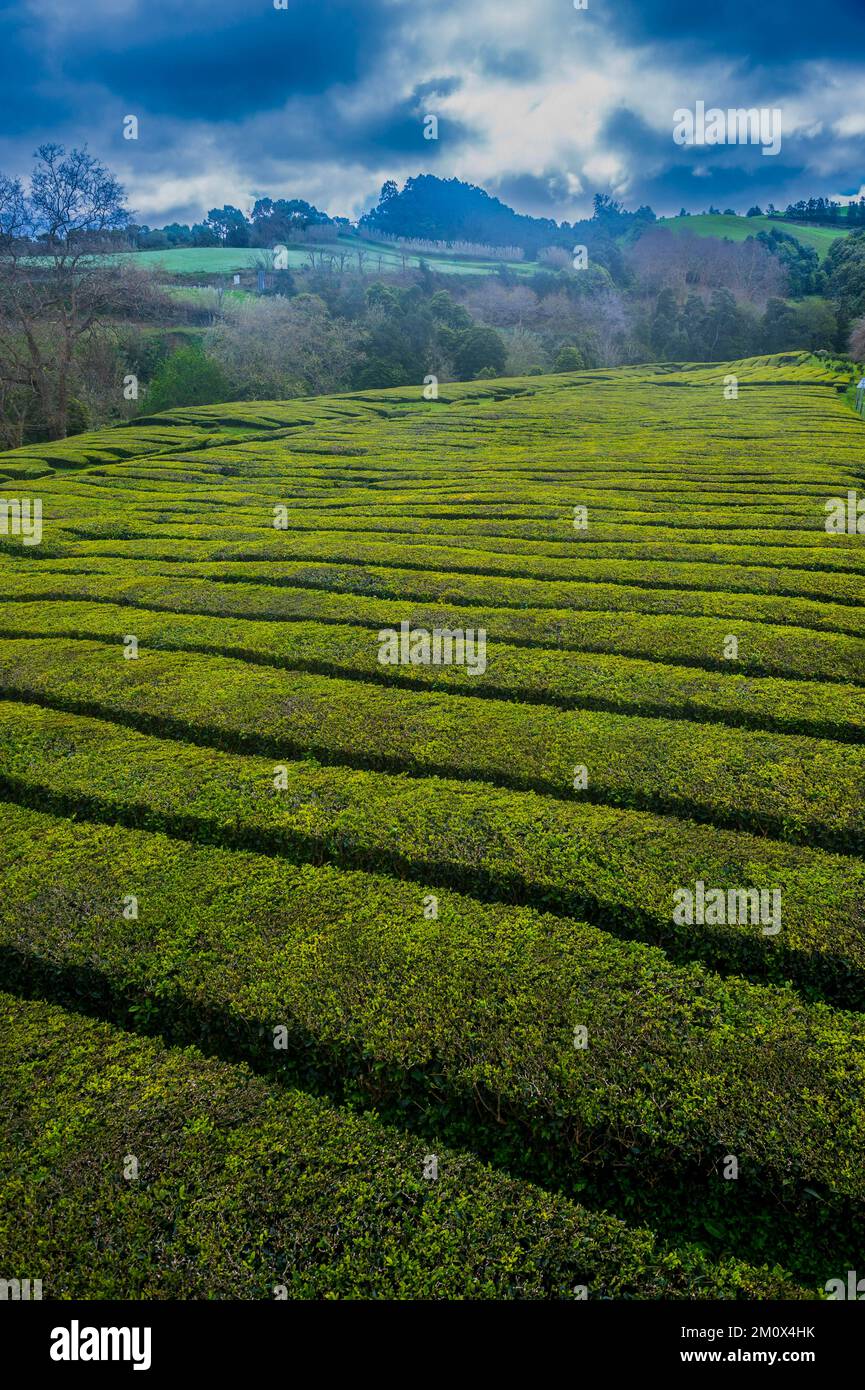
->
[0,144,152,440]
[204,205,250,247]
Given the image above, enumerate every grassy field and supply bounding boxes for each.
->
[67,217,851,281]
[0,352,863,1299]
[109,236,534,278]
[51,215,852,283]
[658,212,850,258]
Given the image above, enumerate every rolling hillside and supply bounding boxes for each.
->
[103,236,534,279]
[0,353,863,1299]
[110,216,850,280]
[659,212,849,259]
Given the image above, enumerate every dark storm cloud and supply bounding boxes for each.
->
[489,171,583,217]
[201,84,477,169]
[600,108,679,169]
[0,0,862,222]
[61,0,398,121]
[605,0,865,65]
[628,160,813,213]
[0,7,70,134]
[595,106,843,215]
[330,89,477,159]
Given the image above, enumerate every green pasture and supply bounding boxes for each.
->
[658,211,850,258]
[104,235,533,278]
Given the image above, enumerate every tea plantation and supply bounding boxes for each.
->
[1,352,863,1300]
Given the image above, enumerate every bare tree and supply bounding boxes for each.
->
[538,246,571,271]
[0,144,153,439]
[848,316,865,362]
[0,375,32,450]
[206,294,362,399]
[501,325,548,375]
[626,227,784,307]
[464,280,536,328]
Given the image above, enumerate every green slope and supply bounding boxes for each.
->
[658,212,849,259]
[90,236,534,279]
[0,352,862,1298]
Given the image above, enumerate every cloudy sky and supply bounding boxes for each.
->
[2,0,864,226]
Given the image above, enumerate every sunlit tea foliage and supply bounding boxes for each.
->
[1,352,863,1298]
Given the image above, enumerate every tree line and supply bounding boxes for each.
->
[2,147,865,446]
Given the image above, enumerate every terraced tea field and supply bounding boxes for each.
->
[1,352,864,1300]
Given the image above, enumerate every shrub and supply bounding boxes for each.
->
[141,344,230,414]
[0,994,814,1300]
[453,325,507,378]
[555,345,585,371]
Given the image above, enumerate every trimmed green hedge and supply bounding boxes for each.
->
[0,637,863,851]
[19,505,865,574]
[26,502,865,553]
[2,570,864,681]
[196,559,865,630]
[0,994,815,1300]
[0,802,863,1282]
[10,530,865,606]
[4,553,863,636]
[0,699,861,1004]
[19,491,863,534]
[1,598,863,741]
[2,355,863,1299]
[1,700,862,1006]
